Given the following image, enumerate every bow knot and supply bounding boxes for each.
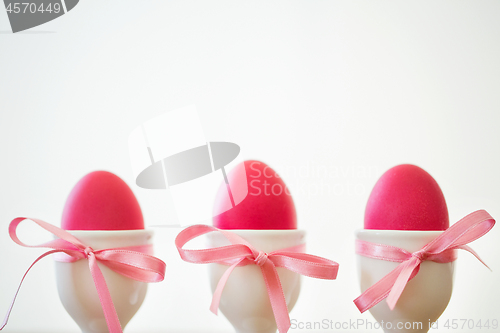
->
[84,246,94,258]
[254,251,268,266]
[411,250,427,262]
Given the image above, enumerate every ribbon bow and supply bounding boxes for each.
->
[354,210,495,313]
[1,217,167,333]
[175,224,339,333]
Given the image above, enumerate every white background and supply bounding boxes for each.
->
[1,1,500,332]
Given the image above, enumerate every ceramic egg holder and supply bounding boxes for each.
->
[206,230,305,333]
[356,230,454,333]
[55,229,154,333]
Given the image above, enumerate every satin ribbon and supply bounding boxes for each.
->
[1,217,167,333]
[175,224,339,333]
[354,210,495,313]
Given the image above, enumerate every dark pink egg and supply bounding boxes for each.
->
[365,164,449,231]
[62,171,144,230]
[213,160,297,230]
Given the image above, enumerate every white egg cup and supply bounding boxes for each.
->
[206,229,305,333]
[356,229,455,333]
[54,230,154,333]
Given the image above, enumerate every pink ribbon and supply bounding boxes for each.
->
[1,217,167,333]
[354,210,495,313]
[175,224,339,333]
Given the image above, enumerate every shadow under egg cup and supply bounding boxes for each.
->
[206,230,305,333]
[54,230,154,333]
[356,230,455,333]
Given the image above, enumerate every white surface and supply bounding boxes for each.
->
[142,105,205,162]
[1,1,500,332]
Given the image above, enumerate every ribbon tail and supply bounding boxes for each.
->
[386,258,420,310]
[1,250,62,330]
[457,245,491,271]
[210,259,243,315]
[354,260,412,313]
[87,254,123,333]
[260,261,291,333]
